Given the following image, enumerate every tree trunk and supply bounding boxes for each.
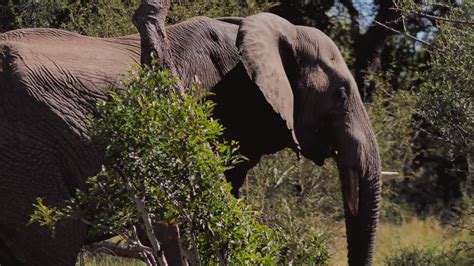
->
[132,0,183,91]
[342,0,401,102]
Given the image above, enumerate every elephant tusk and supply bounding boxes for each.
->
[381,171,399,177]
[344,168,359,216]
[381,171,400,182]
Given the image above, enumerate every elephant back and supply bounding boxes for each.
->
[0,28,141,137]
[0,17,241,138]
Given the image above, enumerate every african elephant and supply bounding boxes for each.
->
[0,13,381,265]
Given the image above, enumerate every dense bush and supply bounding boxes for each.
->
[168,0,276,24]
[0,0,274,36]
[383,0,474,220]
[61,0,138,37]
[242,150,338,263]
[0,0,138,36]
[415,1,473,159]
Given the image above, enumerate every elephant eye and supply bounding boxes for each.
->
[335,86,348,108]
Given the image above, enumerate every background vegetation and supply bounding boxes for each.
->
[1,0,472,264]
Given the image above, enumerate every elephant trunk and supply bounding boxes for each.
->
[341,163,381,265]
[334,108,382,265]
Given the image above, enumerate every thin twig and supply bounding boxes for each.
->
[392,7,474,25]
[373,20,445,52]
[129,225,157,265]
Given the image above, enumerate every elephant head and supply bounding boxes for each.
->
[237,13,382,265]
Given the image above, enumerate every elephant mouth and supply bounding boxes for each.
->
[313,153,328,166]
[303,144,334,166]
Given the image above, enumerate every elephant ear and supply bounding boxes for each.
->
[236,13,299,146]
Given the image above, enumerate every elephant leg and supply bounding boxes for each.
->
[155,224,181,265]
[225,156,261,198]
[135,223,181,265]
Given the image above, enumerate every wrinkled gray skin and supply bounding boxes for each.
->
[0,13,381,265]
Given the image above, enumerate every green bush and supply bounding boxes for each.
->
[168,0,277,24]
[241,149,338,264]
[31,61,329,264]
[1,0,276,36]
[61,0,138,37]
[413,1,474,159]
[385,241,473,266]
[0,0,68,31]
[0,0,138,36]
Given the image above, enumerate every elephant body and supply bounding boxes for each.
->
[0,29,137,265]
[0,17,292,265]
[0,14,381,265]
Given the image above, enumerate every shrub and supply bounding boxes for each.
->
[168,0,277,24]
[0,0,138,36]
[31,61,329,264]
[384,241,473,266]
[242,149,338,264]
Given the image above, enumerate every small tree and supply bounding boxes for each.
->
[31,61,290,265]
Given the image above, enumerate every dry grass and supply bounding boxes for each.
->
[77,253,144,266]
[78,217,470,265]
[329,216,470,265]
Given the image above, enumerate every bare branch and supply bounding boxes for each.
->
[133,0,184,92]
[114,167,168,266]
[126,180,168,266]
[174,224,199,266]
[392,7,474,25]
[128,225,157,266]
[372,20,445,52]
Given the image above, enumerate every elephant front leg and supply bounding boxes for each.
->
[225,156,261,198]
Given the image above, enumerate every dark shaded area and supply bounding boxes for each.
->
[408,154,468,213]
[209,63,295,196]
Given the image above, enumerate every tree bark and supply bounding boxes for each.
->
[132,0,183,92]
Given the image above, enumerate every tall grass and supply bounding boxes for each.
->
[76,252,144,266]
[329,217,471,265]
